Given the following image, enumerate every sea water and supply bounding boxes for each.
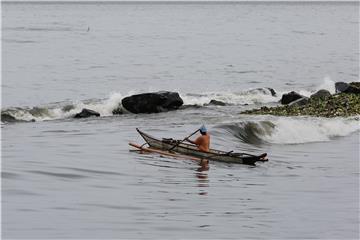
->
[1,1,359,239]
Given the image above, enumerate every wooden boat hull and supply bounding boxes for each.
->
[136,128,267,165]
[129,142,202,161]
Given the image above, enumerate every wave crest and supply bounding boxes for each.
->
[219,121,275,145]
[1,92,124,123]
[181,88,278,106]
[217,117,360,144]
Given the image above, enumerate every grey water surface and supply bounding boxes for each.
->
[2,1,359,239]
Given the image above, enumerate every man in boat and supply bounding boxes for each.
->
[185,125,210,152]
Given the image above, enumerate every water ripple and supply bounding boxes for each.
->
[1,171,20,179]
[4,26,72,32]
[28,170,87,179]
[80,203,146,211]
[58,167,125,176]
[4,189,42,196]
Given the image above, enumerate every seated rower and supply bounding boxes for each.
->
[186,125,210,152]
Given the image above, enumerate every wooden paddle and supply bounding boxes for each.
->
[168,129,200,151]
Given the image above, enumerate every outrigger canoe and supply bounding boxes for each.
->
[130,128,268,165]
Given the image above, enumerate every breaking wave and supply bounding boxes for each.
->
[181,78,338,106]
[1,79,357,125]
[181,87,278,106]
[219,121,275,145]
[1,92,123,123]
[1,88,278,123]
[218,116,360,145]
[296,77,336,97]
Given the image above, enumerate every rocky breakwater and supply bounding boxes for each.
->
[242,82,360,118]
[74,91,184,119]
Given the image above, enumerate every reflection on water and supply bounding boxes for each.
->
[197,159,209,172]
[196,160,209,195]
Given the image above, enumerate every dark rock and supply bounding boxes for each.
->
[350,82,360,89]
[280,91,304,105]
[310,89,331,100]
[335,82,349,93]
[335,82,360,94]
[348,82,360,94]
[289,97,309,107]
[121,91,183,114]
[208,99,226,106]
[74,108,100,118]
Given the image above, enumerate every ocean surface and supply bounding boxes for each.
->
[1,1,359,239]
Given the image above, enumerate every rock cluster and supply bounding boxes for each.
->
[242,82,360,118]
[73,91,184,118]
[335,82,360,94]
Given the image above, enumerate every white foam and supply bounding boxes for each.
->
[316,76,336,94]
[181,88,279,106]
[2,78,356,124]
[7,109,54,122]
[261,117,360,144]
[277,77,336,98]
[4,92,124,122]
[181,78,337,107]
[52,92,124,119]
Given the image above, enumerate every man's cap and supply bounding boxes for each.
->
[199,125,207,133]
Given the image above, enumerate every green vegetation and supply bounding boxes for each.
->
[242,93,360,118]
